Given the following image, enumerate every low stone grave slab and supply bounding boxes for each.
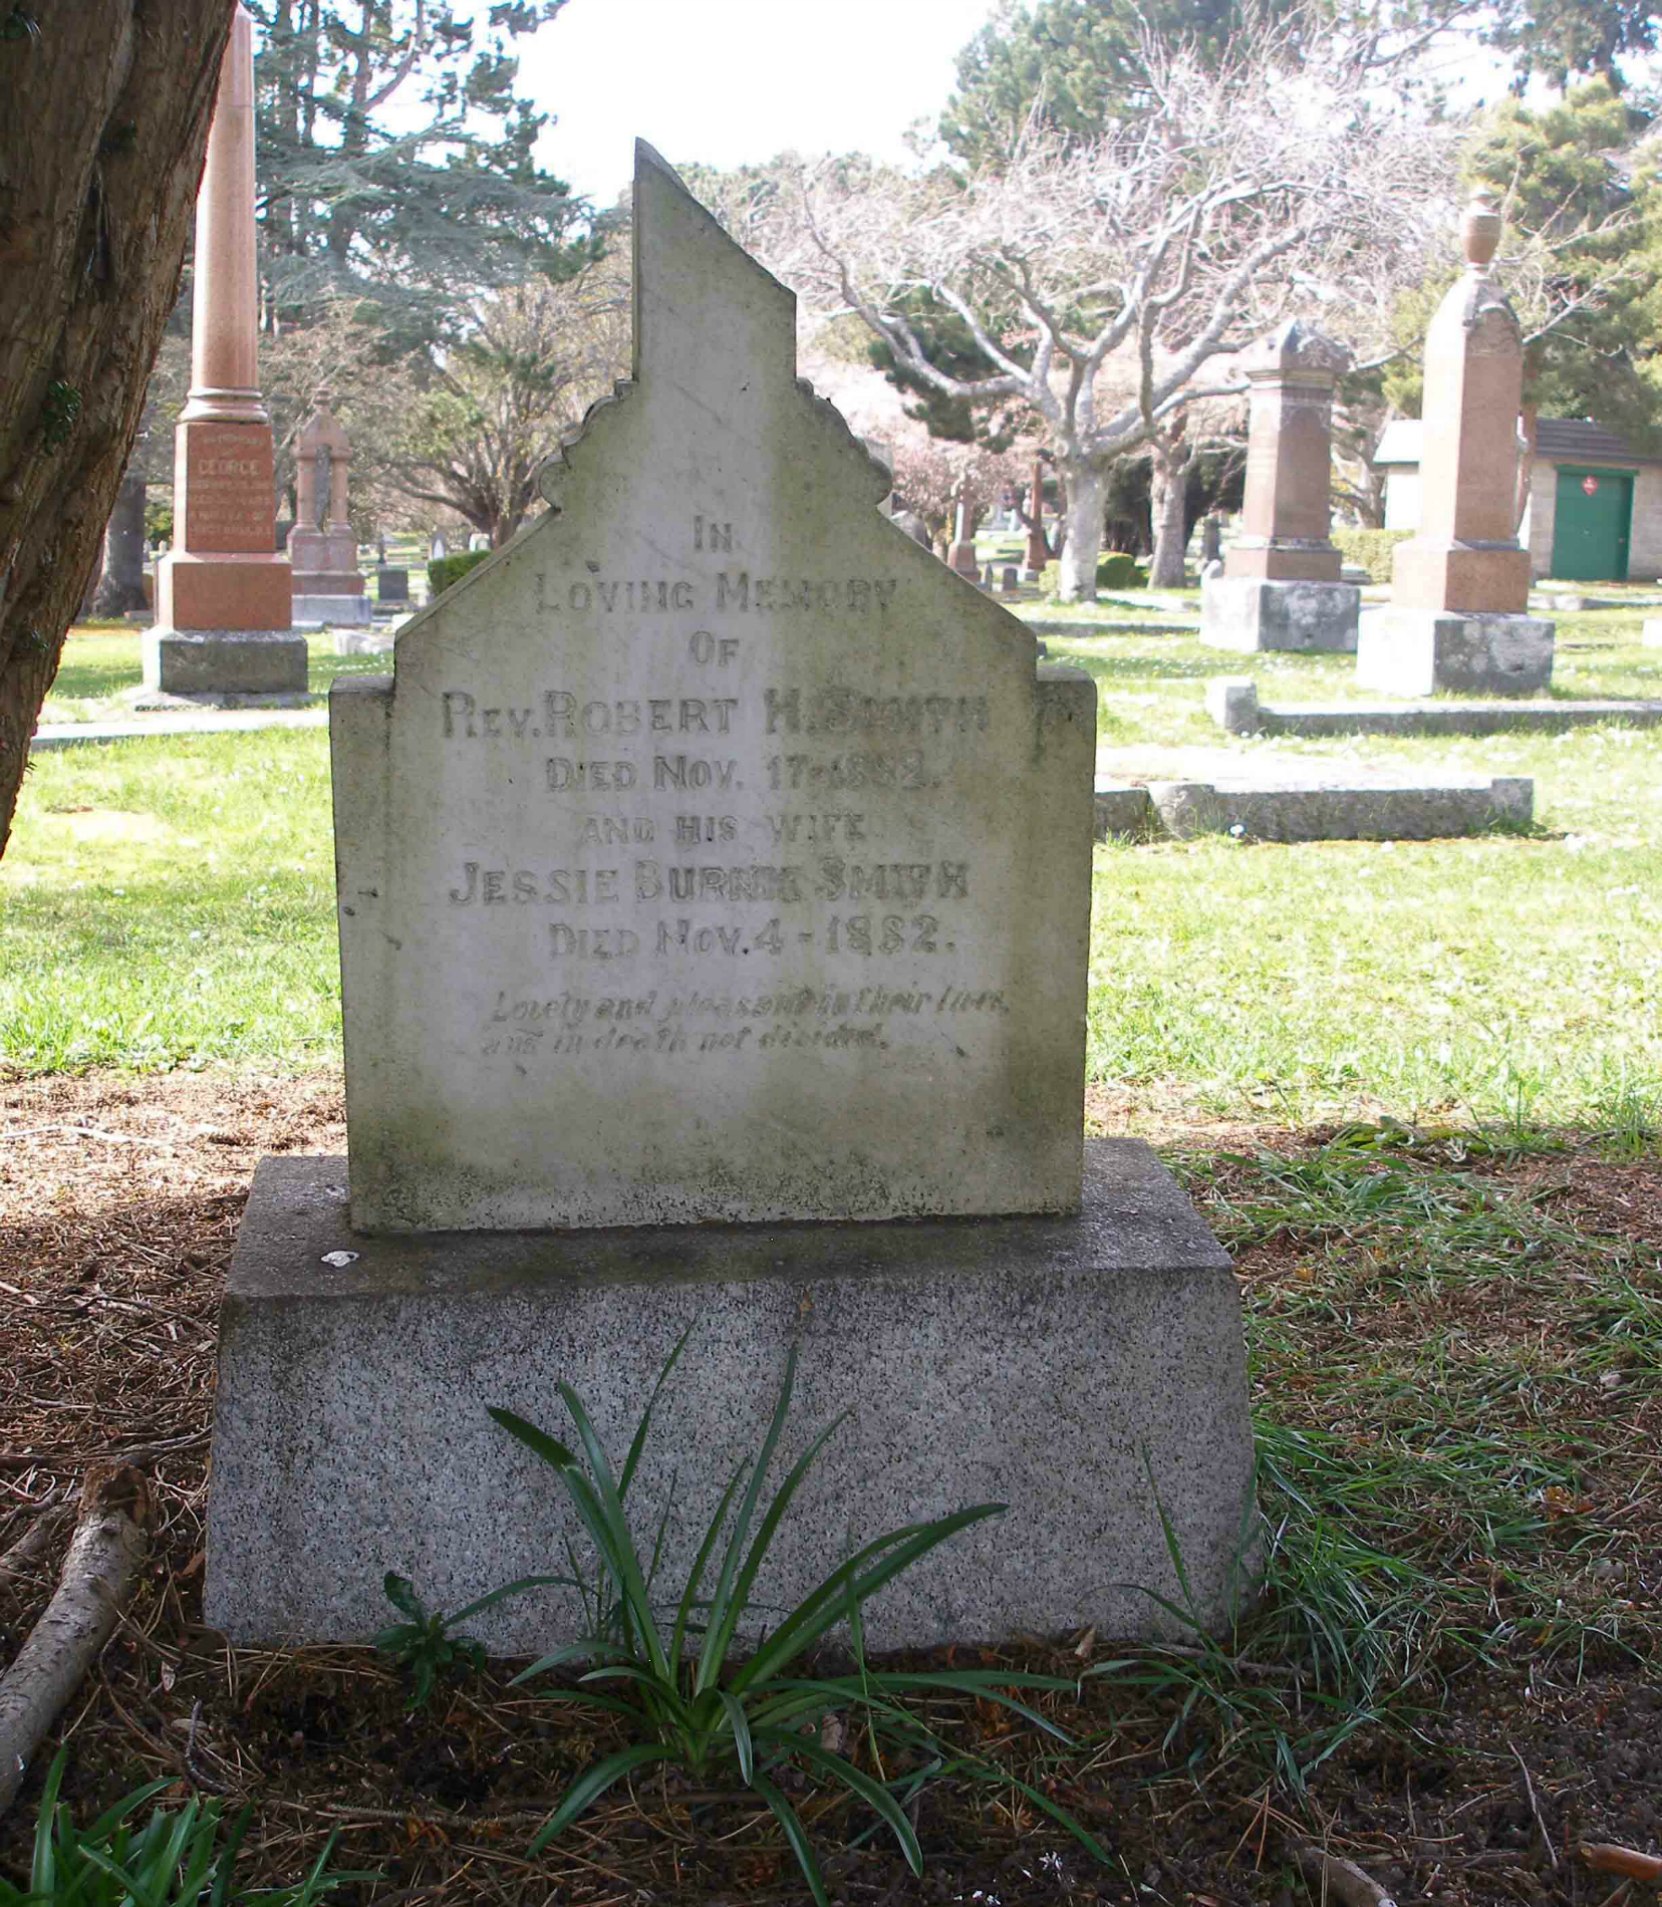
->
[1210,675,1662,738]
[1094,742,1531,842]
[32,707,328,751]
[1024,617,1201,638]
[331,626,396,656]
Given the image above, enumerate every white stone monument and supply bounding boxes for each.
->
[206,145,1255,1652]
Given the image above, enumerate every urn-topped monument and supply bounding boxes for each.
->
[1358,196,1555,695]
[206,146,1256,1653]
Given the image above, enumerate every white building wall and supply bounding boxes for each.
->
[1382,470,1420,531]
[1525,460,1555,577]
[1628,466,1662,579]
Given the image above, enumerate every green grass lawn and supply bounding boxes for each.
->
[5,614,1661,1131]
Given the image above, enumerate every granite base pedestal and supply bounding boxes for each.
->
[141,628,309,699]
[206,1140,1258,1653]
[1201,576,1360,654]
[1356,608,1555,697]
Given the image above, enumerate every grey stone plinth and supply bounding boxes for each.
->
[1201,576,1360,654]
[206,1143,1258,1653]
[292,592,373,628]
[142,628,308,697]
[1356,608,1555,697]
[1147,782,1227,839]
[1206,678,1263,735]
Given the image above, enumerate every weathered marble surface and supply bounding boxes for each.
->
[332,144,1095,1232]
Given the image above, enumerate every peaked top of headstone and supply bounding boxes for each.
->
[296,404,350,454]
[537,140,890,515]
[1244,317,1351,380]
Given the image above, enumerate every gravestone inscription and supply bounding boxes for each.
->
[334,144,1095,1232]
[177,423,278,552]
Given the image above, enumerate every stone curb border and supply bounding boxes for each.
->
[1208,676,1662,738]
[1025,618,1201,638]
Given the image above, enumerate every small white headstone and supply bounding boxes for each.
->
[331,144,1095,1231]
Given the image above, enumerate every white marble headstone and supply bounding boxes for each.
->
[331,143,1096,1231]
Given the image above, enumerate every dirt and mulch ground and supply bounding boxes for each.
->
[2,1071,1659,1905]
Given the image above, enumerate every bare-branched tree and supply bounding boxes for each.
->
[387,256,629,546]
[886,436,1030,553]
[761,8,1459,598]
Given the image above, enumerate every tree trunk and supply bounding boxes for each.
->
[1148,443,1190,588]
[93,457,148,615]
[1057,461,1108,602]
[0,0,233,860]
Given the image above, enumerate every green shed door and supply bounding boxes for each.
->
[1552,467,1633,580]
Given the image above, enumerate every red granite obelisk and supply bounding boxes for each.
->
[1357,196,1554,696]
[1022,457,1049,579]
[145,4,302,701]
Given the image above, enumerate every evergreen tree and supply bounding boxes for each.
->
[1489,0,1658,91]
[866,292,1025,447]
[250,1,597,346]
[938,0,1274,168]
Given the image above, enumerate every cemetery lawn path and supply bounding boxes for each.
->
[3,1072,1657,1906]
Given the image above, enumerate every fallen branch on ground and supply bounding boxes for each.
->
[1581,1845,1662,1886]
[1295,1844,1399,1907]
[0,1466,151,1817]
[0,1506,71,1589]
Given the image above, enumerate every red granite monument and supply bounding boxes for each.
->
[290,403,370,628]
[1357,196,1554,695]
[1201,319,1359,653]
[1022,457,1049,580]
[144,4,302,701]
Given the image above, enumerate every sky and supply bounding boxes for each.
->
[518,0,1001,211]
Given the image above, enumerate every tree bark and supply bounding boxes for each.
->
[1148,439,1191,588]
[93,455,149,615]
[1057,460,1108,602]
[0,0,234,860]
